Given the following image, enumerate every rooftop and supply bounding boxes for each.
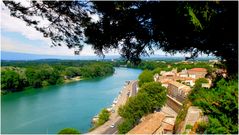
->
[127,112,165,134]
[168,81,185,88]
[188,68,207,72]
[168,81,191,92]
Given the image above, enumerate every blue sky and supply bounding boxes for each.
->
[1,1,210,59]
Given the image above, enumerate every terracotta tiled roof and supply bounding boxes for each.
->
[127,112,165,134]
[162,122,174,131]
[168,81,191,93]
[180,86,191,93]
[163,72,175,76]
[188,68,207,72]
[160,79,172,84]
[168,81,185,88]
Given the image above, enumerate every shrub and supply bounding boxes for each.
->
[58,128,80,134]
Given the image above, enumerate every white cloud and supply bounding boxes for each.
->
[0,1,119,56]
[1,36,73,56]
[1,1,51,42]
[1,36,119,56]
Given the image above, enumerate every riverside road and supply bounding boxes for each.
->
[89,80,138,134]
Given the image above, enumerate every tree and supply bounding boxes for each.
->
[152,67,162,74]
[1,70,25,90]
[58,128,80,134]
[118,92,151,121]
[96,108,110,126]
[3,1,237,74]
[140,82,167,111]
[117,119,134,134]
[138,70,154,87]
[64,67,81,78]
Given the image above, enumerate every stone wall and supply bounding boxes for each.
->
[166,95,183,113]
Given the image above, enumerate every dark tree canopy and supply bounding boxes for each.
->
[3,1,238,74]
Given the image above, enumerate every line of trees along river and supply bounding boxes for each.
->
[1,61,114,93]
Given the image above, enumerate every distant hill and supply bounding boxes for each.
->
[0,51,119,60]
[1,51,216,61]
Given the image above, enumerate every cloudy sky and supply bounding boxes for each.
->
[0,1,198,58]
[1,1,101,56]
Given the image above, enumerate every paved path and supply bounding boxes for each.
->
[88,80,138,134]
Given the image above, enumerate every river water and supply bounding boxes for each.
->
[1,67,142,134]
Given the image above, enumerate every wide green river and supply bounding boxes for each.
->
[1,67,142,134]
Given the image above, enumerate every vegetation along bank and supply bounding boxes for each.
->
[1,60,114,94]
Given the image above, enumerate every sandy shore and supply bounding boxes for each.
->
[64,76,83,83]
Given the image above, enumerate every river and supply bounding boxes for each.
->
[1,67,142,134]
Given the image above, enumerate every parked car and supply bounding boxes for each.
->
[110,124,115,128]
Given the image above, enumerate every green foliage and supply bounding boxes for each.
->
[138,70,154,87]
[152,67,162,74]
[96,108,110,126]
[174,99,191,133]
[1,70,26,91]
[185,124,193,129]
[187,6,203,31]
[90,108,110,131]
[189,77,238,134]
[118,119,134,134]
[79,63,114,79]
[196,121,208,134]
[25,65,62,88]
[118,82,167,133]
[1,61,114,92]
[118,92,151,121]
[140,82,167,110]
[64,67,81,78]
[194,78,208,90]
[58,128,80,134]
[138,61,169,71]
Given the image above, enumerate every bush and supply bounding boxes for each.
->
[96,108,110,126]
[58,128,80,134]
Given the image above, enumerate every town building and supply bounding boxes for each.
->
[127,106,177,134]
[187,68,207,79]
[178,69,188,78]
[167,81,191,103]
[127,112,165,134]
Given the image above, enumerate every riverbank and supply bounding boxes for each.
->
[1,71,114,96]
[64,76,83,83]
[89,80,137,134]
[1,76,83,95]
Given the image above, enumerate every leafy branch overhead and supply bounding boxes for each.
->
[3,1,238,74]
